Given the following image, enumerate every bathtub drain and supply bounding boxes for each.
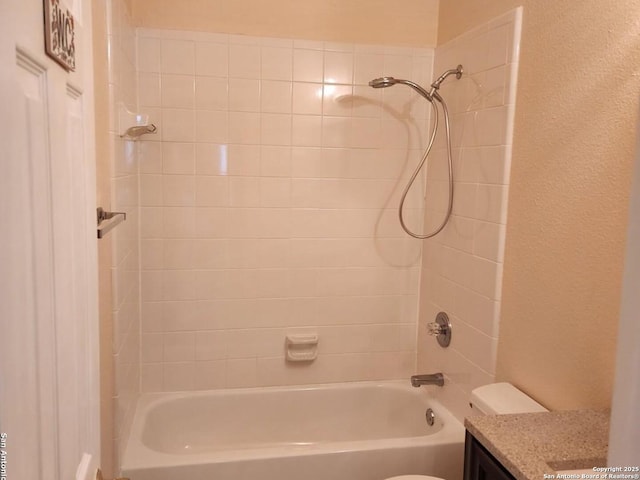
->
[425,408,436,426]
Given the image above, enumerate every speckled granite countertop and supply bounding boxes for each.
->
[465,410,610,480]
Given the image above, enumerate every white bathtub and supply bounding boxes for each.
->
[122,380,465,480]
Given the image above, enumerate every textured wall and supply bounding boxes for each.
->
[130,0,439,47]
[440,1,640,409]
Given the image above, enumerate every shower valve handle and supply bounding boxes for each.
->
[426,312,452,348]
[427,322,444,336]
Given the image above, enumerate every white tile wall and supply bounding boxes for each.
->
[106,0,140,468]
[137,29,435,392]
[417,8,523,423]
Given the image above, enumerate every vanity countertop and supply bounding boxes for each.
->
[465,409,610,480]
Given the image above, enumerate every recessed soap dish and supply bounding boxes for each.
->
[285,334,319,362]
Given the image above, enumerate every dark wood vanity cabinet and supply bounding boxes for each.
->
[463,431,516,480]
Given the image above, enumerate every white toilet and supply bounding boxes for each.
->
[384,383,547,480]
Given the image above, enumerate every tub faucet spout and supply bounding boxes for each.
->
[411,373,444,387]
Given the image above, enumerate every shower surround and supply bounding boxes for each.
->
[418,8,522,421]
[105,0,141,470]
[136,30,435,391]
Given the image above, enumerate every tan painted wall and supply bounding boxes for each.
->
[440,1,640,410]
[130,0,439,46]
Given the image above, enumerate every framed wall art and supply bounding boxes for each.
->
[43,0,76,71]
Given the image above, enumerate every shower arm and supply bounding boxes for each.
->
[428,65,463,97]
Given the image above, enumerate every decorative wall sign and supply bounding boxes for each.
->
[43,0,76,71]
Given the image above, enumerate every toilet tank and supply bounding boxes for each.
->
[470,383,547,415]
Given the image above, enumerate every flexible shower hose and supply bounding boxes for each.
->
[398,93,454,239]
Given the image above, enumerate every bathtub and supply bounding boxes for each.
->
[121,380,465,480]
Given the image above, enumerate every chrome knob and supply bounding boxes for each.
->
[428,312,452,348]
[427,322,443,336]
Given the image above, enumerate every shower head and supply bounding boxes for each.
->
[368,77,433,102]
[369,77,398,88]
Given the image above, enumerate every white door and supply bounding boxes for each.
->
[608,102,640,464]
[0,0,100,479]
